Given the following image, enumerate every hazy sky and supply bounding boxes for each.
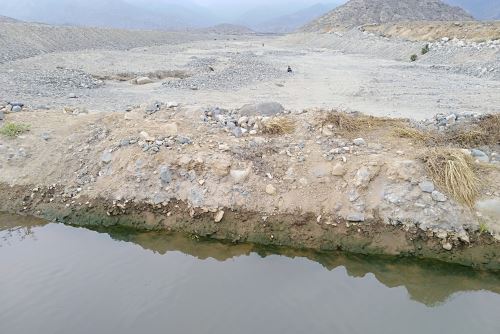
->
[128,0,343,14]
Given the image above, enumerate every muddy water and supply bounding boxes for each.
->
[1,213,499,334]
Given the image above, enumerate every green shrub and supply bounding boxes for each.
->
[479,222,489,235]
[0,122,31,137]
[421,44,429,55]
[410,54,418,62]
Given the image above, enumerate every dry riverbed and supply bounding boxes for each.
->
[0,103,499,269]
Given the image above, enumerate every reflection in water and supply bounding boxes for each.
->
[2,212,500,334]
[99,226,500,307]
[2,212,497,307]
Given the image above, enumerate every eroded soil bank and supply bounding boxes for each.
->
[1,105,499,269]
[1,183,499,270]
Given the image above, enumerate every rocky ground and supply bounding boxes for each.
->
[0,102,499,268]
[0,21,499,269]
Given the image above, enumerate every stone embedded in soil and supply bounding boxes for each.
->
[12,105,22,112]
[346,212,365,222]
[239,102,284,117]
[230,168,250,183]
[265,184,277,195]
[214,210,224,223]
[442,242,453,251]
[471,149,489,162]
[419,181,435,193]
[431,190,447,202]
[331,163,346,176]
[101,151,112,164]
[212,160,231,176]
[353,138,366,146]
[135,77,153,85]
[160,166,172,184]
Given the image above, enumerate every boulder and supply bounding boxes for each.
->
[239,102,284,117]
[135,77,153,85]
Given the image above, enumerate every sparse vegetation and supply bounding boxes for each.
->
[0,122,30,138]
[262,117,296,135]
[479,222,489,235]
[421,44,429,55]
[395,114,500,148]
[321,110,404,137]
[423,148,479,207]
[410,54,418,62]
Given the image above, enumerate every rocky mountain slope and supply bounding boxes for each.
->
[302,0,474,32]
[0,15,19,23]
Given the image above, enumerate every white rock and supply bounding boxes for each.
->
[346,213,365,222]
[238,116,249,125]
[140,131,155,142]
[431,191,447,202]
[135,77,153,85]
[230,168,250,183]
[353,138,366,146]
[419,181,435,193]
[265,184,277,195]
[331,163,346,176]
[166,102,179,108]
[442,242,453,251]
[214,210,224,223]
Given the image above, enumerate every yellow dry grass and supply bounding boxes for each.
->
[423,148,480,207]
[395,113,500,148]
[262,117,296,135]
[321,110,403,137]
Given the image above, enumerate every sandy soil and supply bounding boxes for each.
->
[1,34,499,120]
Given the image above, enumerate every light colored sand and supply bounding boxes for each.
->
[1,33,499,120]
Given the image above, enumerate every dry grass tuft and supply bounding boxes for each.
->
[476,113,500,145]
[321,111,403,136]
[262,117,296,135]
[395,113,500,148]
[394,127,437,144]
[423,148,480,207]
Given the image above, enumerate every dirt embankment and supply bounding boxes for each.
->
[0,22,221,63]
[362,21,500,42]
[0,105,499,269]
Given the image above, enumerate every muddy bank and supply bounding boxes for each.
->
[1,184,498,270]
[0,106,499,269]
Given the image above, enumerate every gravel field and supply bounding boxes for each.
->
[0,22,499,119]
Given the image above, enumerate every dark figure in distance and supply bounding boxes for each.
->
[287,66,293,73]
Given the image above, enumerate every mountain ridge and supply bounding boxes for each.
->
[302,0,474,32]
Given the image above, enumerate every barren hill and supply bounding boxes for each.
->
[302,0,474,32]
[0,15,19,23]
